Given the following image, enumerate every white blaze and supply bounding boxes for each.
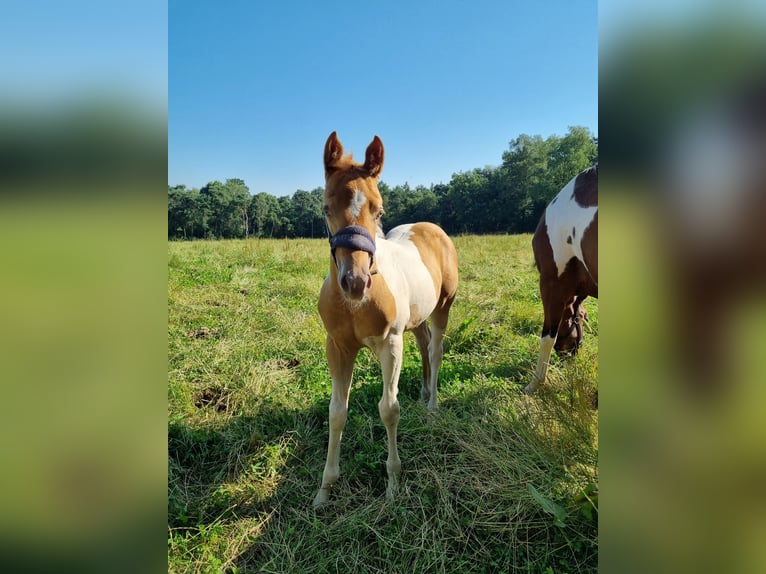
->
[349,188,367,221]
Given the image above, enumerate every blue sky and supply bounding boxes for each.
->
[169,1,597,196]
[4,0,167,105]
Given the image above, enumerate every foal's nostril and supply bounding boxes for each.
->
[338,268,370,299]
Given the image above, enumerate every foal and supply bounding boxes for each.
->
[313,132,458,507]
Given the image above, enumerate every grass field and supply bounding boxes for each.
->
[168,234,598,573]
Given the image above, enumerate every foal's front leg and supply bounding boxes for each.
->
[313,337,358,508]
[376,333,403,499]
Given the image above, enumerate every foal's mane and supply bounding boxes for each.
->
[327,151,364,174]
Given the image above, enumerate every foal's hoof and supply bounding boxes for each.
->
[312,488,330,509]
[523,382,539,395]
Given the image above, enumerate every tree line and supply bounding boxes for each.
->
[168,126,597,240]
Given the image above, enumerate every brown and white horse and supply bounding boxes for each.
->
[526,165,598,394]
[313,132,458,507]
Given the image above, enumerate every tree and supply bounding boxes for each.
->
[276,195,295,238]
[168,185,207,239]
[226,178,251,238]
[249,192,280,237]
[381,182,411,230]
[200,180,228,238]
[199,178,251,238]
[167,126,597,239]
[441,168,496,234]
[291,189,324,238]
[409,185,440,226]
[546,127,598,195]
[168,184,187,239]
[500,127,597,231]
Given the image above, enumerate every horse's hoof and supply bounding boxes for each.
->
[523,383,538,395]
[312,488,330,509]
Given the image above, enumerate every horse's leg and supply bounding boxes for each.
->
[376,333,403,499]
[412,322,432,404]
[313,336,358,508]
[425,300,453,410]
[526,281,569,394]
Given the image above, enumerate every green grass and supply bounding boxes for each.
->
[168,234,598,573]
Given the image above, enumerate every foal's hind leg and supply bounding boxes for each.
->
[424,301,453,410]
[313,336,358,508]
[412,322,432,404]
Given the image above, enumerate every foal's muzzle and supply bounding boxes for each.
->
[328,225,377,300]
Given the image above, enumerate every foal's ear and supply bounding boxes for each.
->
[364,135,384,177]
[324,131,344,173]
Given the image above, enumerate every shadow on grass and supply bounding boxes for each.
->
[257,386,593,573]
[168,348,597,573]
[168,387,412,572]
[168,395,327,528]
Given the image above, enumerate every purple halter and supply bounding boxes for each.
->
[327,225,378,272]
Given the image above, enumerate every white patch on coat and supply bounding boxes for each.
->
[349,188,367,221]
[526,335,556,394]
[365,223,439,338]
[384,223,414,243]
[544,176,598,279]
